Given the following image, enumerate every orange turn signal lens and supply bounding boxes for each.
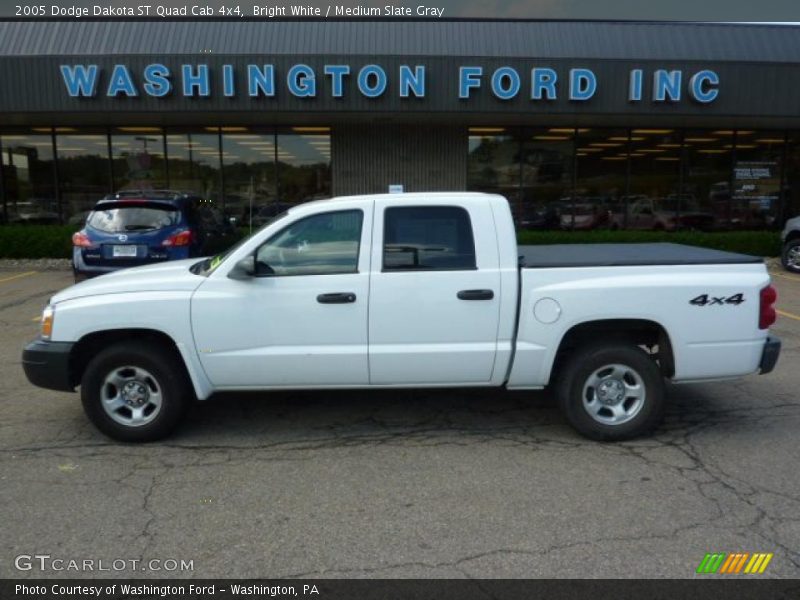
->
[41,306,54,339]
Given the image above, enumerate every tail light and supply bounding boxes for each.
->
[162,229,193,247]
[72,231,93,248]
[759,284,777,330]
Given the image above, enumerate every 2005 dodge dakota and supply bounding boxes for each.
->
[22,192,781,442]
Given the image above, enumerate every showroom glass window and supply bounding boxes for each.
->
[627,130,686,230]
[681,130,734,230]
[467,129,521,219]
[166,130,221,203]
[111,127,167,191]
[56,130,112,219]
[1,130,57,224]
[732,131,786,229]
[221,129,277,228]
[786,133,800,224]
[572,129,629,230]
[518,128,575,230]
[276,127,332,206]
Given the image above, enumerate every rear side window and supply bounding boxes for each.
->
[383,206,476,271]
[87,203,180,233]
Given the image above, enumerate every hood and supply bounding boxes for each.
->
[51,259,206,305]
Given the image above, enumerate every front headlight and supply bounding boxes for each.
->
[41,305,54,340]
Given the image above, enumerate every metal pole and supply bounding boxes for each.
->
[51,129,62,224]
[623,128,631,230]
[249,175,253,236]
[0,135,6,224]
[217,129,225,213]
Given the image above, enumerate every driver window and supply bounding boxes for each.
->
[255,210,363,276]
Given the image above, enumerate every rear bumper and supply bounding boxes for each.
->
[759,336,781,375]
[72,247,184,276]
[21,339,75,392]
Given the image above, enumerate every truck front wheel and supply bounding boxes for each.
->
[80,341,191,442]
[556,343,665,441]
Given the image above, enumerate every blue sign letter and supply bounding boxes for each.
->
[689,70,719,103]
[399,65,425,98]
[569,68,596,101]
[223,65,235,97]
[531,68,557,100]
[288,64,316,97]
[357,65,387,98]
[628,69,643,102]
[459,66,482,99]
[653,69,681,102]
[60,65,99,97]
[491,67,520,100]
[182,64,210,97]
[106,64,138,97]
[247,65,275,97]
[324,65,350,98]
[143,64,171,97]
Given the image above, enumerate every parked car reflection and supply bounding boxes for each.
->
[559,197,612,230]
[609,195,713,231]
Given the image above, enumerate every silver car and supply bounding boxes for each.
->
[781,216,800,273]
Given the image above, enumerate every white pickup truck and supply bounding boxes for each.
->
[23,192,781,442]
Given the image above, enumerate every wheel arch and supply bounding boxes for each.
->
[784,230,800,244]
[69,328,201,396]
[552,318,675,381]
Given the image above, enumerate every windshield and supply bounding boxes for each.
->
[193,210,290,276]
[87,203,180,233]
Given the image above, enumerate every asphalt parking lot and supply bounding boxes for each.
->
[1,265,799,579]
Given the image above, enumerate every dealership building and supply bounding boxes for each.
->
[1,19,799,229]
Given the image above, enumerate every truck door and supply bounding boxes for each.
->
[368,198,502,385]
[191,205,372,387]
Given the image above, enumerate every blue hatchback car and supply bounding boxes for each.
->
[72,191,228,281]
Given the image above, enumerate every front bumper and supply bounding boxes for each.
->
[759,336,781,375]
[21,339,75,392]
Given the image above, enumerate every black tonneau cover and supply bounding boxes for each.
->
[519,243,762,269]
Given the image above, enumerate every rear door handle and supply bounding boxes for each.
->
[457,289,494,301]
[317,292,357,304]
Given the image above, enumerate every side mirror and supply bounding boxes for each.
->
[228,256,255,280]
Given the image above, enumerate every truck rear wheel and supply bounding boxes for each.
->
[80,341,190,442]
[555,343,664,441]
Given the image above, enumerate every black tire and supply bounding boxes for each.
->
[781,239,800,274]
[555,343,665,441]
[81,341,191,442]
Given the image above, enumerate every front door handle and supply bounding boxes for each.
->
[457,289,494,301]
[317,292,357,304]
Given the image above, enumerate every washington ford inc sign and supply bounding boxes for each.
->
[59,64,721,103]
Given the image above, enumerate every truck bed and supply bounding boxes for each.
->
[519,243,763,269]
